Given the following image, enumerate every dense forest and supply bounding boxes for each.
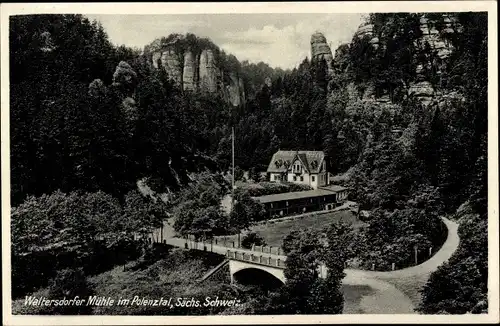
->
[10,12,488,315]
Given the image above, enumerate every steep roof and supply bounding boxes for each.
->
[266,150,325,174]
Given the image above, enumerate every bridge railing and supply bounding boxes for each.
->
[226,249,287,269]
[252,245,282,255]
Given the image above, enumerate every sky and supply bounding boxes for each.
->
[85,13,366,69]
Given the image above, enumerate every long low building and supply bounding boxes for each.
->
[252,185,348,219]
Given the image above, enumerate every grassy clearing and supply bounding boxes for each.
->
[219,210,363,248]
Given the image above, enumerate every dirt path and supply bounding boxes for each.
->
[342,271,415,314]
[347,217,460,307]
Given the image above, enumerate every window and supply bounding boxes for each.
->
[312,176,316,182]
[293,176,297,181]
[300,176,304,181]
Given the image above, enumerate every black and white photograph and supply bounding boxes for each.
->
[1,2,498,324]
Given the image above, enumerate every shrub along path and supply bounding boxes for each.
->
[346,217,460,308]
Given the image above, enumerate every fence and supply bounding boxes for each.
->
[226,250,286,268]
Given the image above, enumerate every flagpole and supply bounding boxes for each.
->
[231,126,239,247]
[232,126,235,209]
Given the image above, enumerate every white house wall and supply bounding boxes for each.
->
[287,172,310,187]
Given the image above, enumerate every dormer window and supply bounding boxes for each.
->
[294,162,301,173]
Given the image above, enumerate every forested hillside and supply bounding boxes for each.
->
[10,12,488,314]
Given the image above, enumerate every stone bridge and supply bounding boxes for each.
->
[226,249,328,285]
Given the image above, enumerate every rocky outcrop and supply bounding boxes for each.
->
[224,73,245,107]
[147,35,246,106]
[354,22,373,38]
[354,23,379,49]
[311,32,334,75]
[199,49,218,93]
[182,50,197,91]
[419,15,462,59]
[354,14,460,61]
[350,14,463,106]
[355,22,380,50]
[238,77,246,104]
[160,49,183,86]
[409,81,434,106]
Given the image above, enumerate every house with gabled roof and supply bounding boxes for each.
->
[266,150,329,190]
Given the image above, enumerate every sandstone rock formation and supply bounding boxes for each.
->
[160,49,183,86]
[419,15,461,60]
[199,49,218,93]
[238,77,246,104]
[182,50,197,91]
[224,73,245,107]
[354,22,379,49]
[310,31,334,75]
[147,35,246,106]
[408,81,434,106]
[350,14,462,106]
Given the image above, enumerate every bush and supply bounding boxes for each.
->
[235,182,312,198]
[241,232,267,249]
[354,207,447,271]
[12,268,96,315]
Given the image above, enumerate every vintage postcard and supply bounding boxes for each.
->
[1,1,498,325]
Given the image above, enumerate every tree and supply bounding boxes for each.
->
[234,166,244,181]
[172,173,230,240]
[46,268,95,315]
[241,232,266,249]
[249,167,261,183]
[258,228,345,314]
[10,190,157,298]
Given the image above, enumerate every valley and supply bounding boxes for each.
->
[8,11,489,317]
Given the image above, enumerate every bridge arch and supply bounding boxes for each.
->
[229,260,285,289]
[233,267,284,290]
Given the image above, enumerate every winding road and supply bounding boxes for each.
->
[150,217,460,314]
[342,217,460,313]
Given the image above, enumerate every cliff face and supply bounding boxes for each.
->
[159,49,183,86]
[349,14,462,106]
[199,49,218,93]
[182,50,197,91]
[146,35,245,106]
[310,32,334,75]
